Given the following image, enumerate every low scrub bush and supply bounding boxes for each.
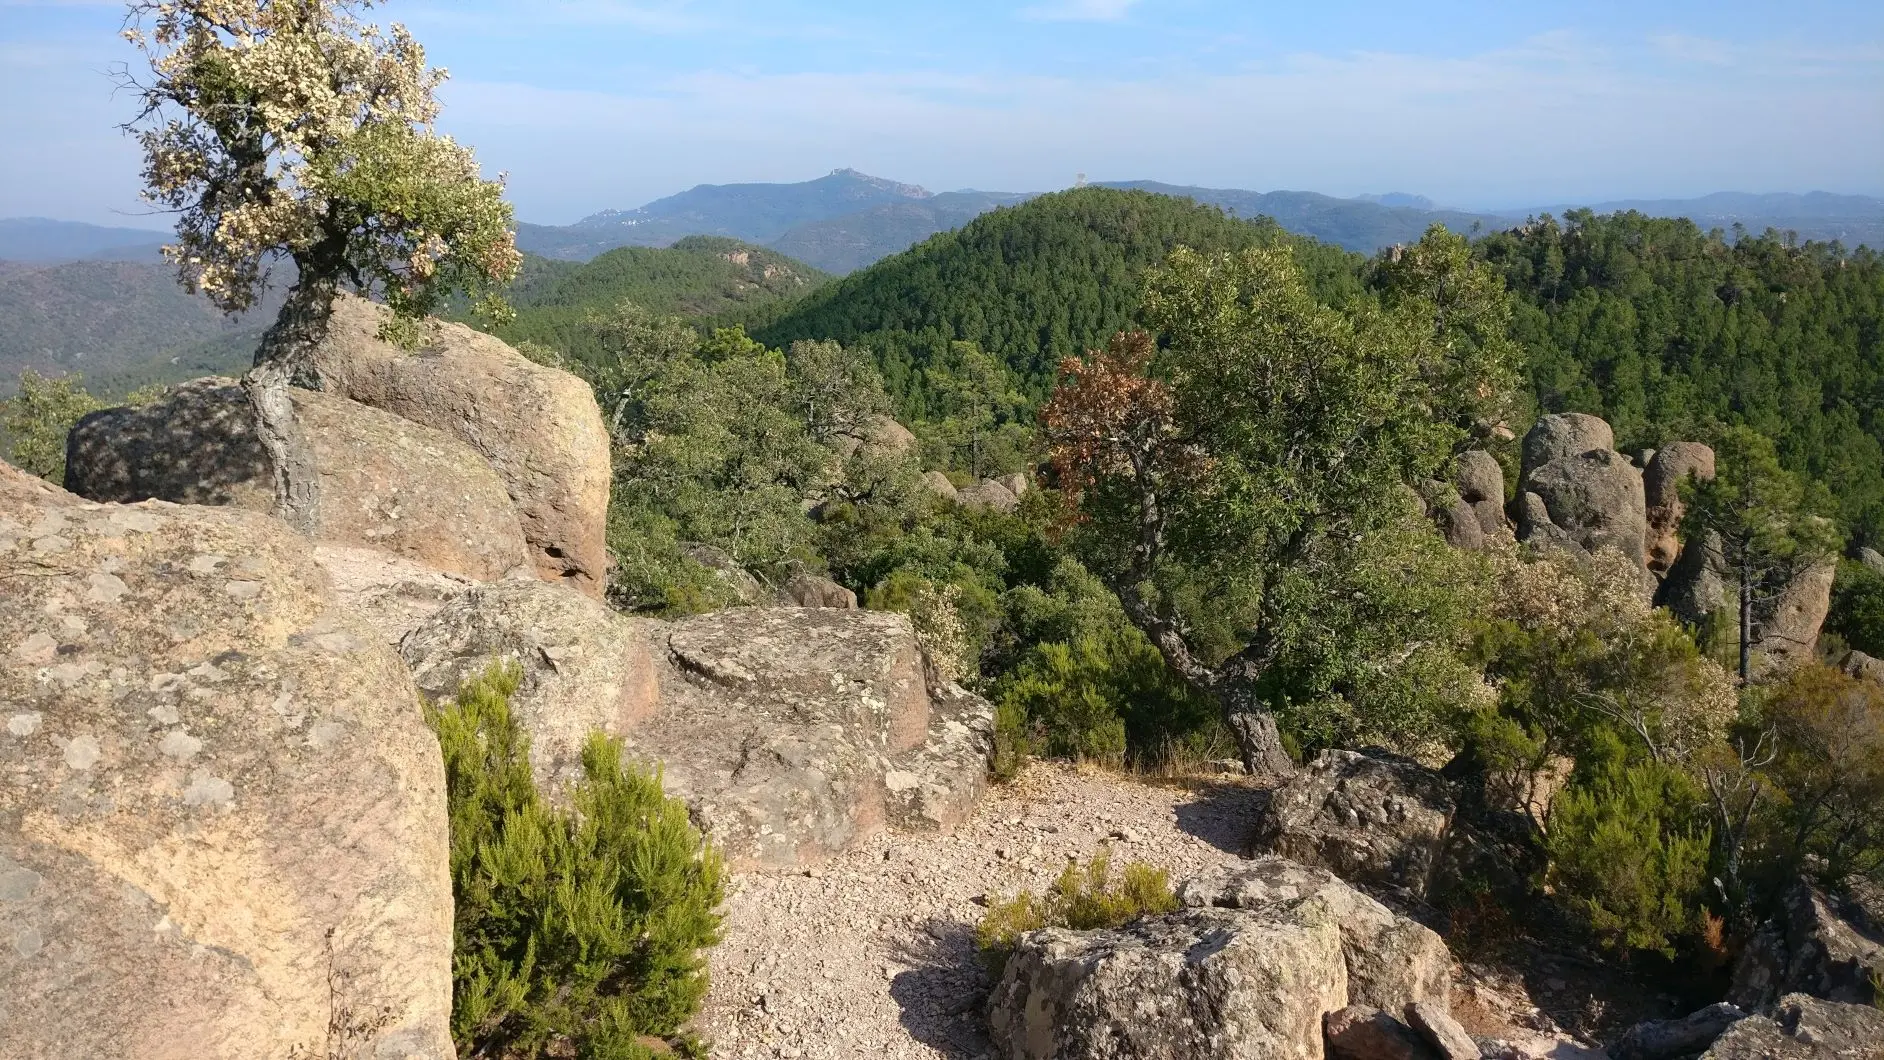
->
[975,851,1179,974]
[427,662,724,1059]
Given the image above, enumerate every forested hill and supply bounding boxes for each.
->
[748,187,1363,413]
[493,236,826,361]
[1482,211,1884,540]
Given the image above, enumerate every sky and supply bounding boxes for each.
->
[2,0,1880,227]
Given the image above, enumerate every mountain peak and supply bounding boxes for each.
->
[828,169,932,200]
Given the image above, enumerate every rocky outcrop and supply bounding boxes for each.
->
[1750,562,1835,677]
[311,543,479,646]
[1522,413,1614,473]
[64,378,531,582]
[999,472,1031,499]
[1253,749,1458,901]
[835,416,918,461]
[1325,1006,1436,1060]
[0,463,452,1059]
[956,479,1021,513]
[780,569,859,609]
[1404,1002,1479,1060]
[1699,994,1884,1060]
[1729,881,1884,1011]
[399,579,662,801]
[1519,446,1648,568]
[399,595,994,871]
[921,470,959,501]
[1454,451,1510,541]
[310,294,611,597]
[1643,443,1715,575]
[1179,857,1451,1013]
[1610,1004,1745,1060]
[645,608,992,868]
[1430,485,1487,551]
[1840,649,1884,685]
[988,903,1349,1060]
[1659,529,1726,625]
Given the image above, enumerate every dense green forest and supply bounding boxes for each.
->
[746,188,1364,416]
[492,236,825,362]
[1480,212,1884,540]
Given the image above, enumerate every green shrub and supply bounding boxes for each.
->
[975,851,1179,974]
[2,369,106,481]
[1830,560,1884,660]
[1544,745,1711,958]
[427,662,724,1059]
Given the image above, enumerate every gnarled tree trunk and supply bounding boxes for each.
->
[244,263,340,533]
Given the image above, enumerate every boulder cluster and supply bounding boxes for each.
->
[1,305,995,1057]
[1435,413,1834,674]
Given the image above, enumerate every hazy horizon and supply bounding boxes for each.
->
[4,0,1881,227]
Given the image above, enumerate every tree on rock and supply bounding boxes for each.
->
[1682,427,1840,684]
[120,0,521,384]
[1042,230,1518,772]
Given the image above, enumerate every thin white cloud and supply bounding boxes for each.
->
[1650,33,1734,65]
[1020,0,1139,24]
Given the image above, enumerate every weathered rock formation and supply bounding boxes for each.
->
[65,378,531,582]
[921,470,959,501]
[956,478,1021,513]
[1253,749,1458,901]
[1610,1004,1745,1060]
[780,569,859,609]
[991,858,1459,1060]
[309,294,612,597]
[399,597,993,871]
[1699,994,1884,1060]
[399,579,663,801]
[1518,418,1648,569]
[1454,450,1511,542]
[988,904,1348,1060]
[1643,442,1716,575]
[1750,561,1836,677]
[1729,880,1884,1012]
[311,543,480,646]
[1178,858,1451,1013]
[1325,1005,1435,1060]
[0,463,452,1059]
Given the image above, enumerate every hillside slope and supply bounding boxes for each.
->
[0,218,170,263]
[749,187,1363,411]
[768,191,1032,274]
[1100,181,1501,251]
[494,236,827,359]
[0,260,271,395]
[515,169,932,260]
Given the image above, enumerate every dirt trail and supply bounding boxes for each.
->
[699,762,1270,1059]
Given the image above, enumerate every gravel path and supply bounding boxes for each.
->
[699,762,1272,1059]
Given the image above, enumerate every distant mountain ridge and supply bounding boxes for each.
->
[0,218,171,264]
[515,173,1884,277]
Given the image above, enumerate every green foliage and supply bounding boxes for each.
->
[494,237,827,361]
[751,187,1365,414]
[1755,665,1884,885]
[1545,745,1712,957]
[1479,213,1884,539]
[427,662,723,1059]
[1830,560,1884,658]
[1,370,106,481]
[975,851,1180,971]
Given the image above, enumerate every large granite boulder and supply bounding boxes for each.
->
[1325,1006,1438,1060]
[399,579,662,800]
[834,415,918,461]
[987,903,1349,1060]
[1729,881,1884,1011]
[1699,994,1884,1060]
[779,569,859,609]
[1610,1004,1745,1060]
[1429,483,1487,551]
[643,608,992,868]
[1179,857,1451,1013]
[1522,413,1615,474]
[1454,451,1510,540]
[921,470,960,501]
[311,543,479,647]
[1750,562,1835,677]
[1658,529,1726,625]
[1518,447,1648,568]
[398,598,995,871]
[310,294,612,597]
[0,462,452,1059]
[1253,749,1458,900]
[957,478,1021,513]
[1643,443,1715,575]
[64,377,530,583]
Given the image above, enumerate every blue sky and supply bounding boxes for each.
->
[2,0,1880,226]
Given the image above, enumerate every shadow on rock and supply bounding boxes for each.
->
[1169,779,1273,856]
[887,919,993,1058]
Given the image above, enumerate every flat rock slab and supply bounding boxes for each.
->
[1700,994,1884,1060]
